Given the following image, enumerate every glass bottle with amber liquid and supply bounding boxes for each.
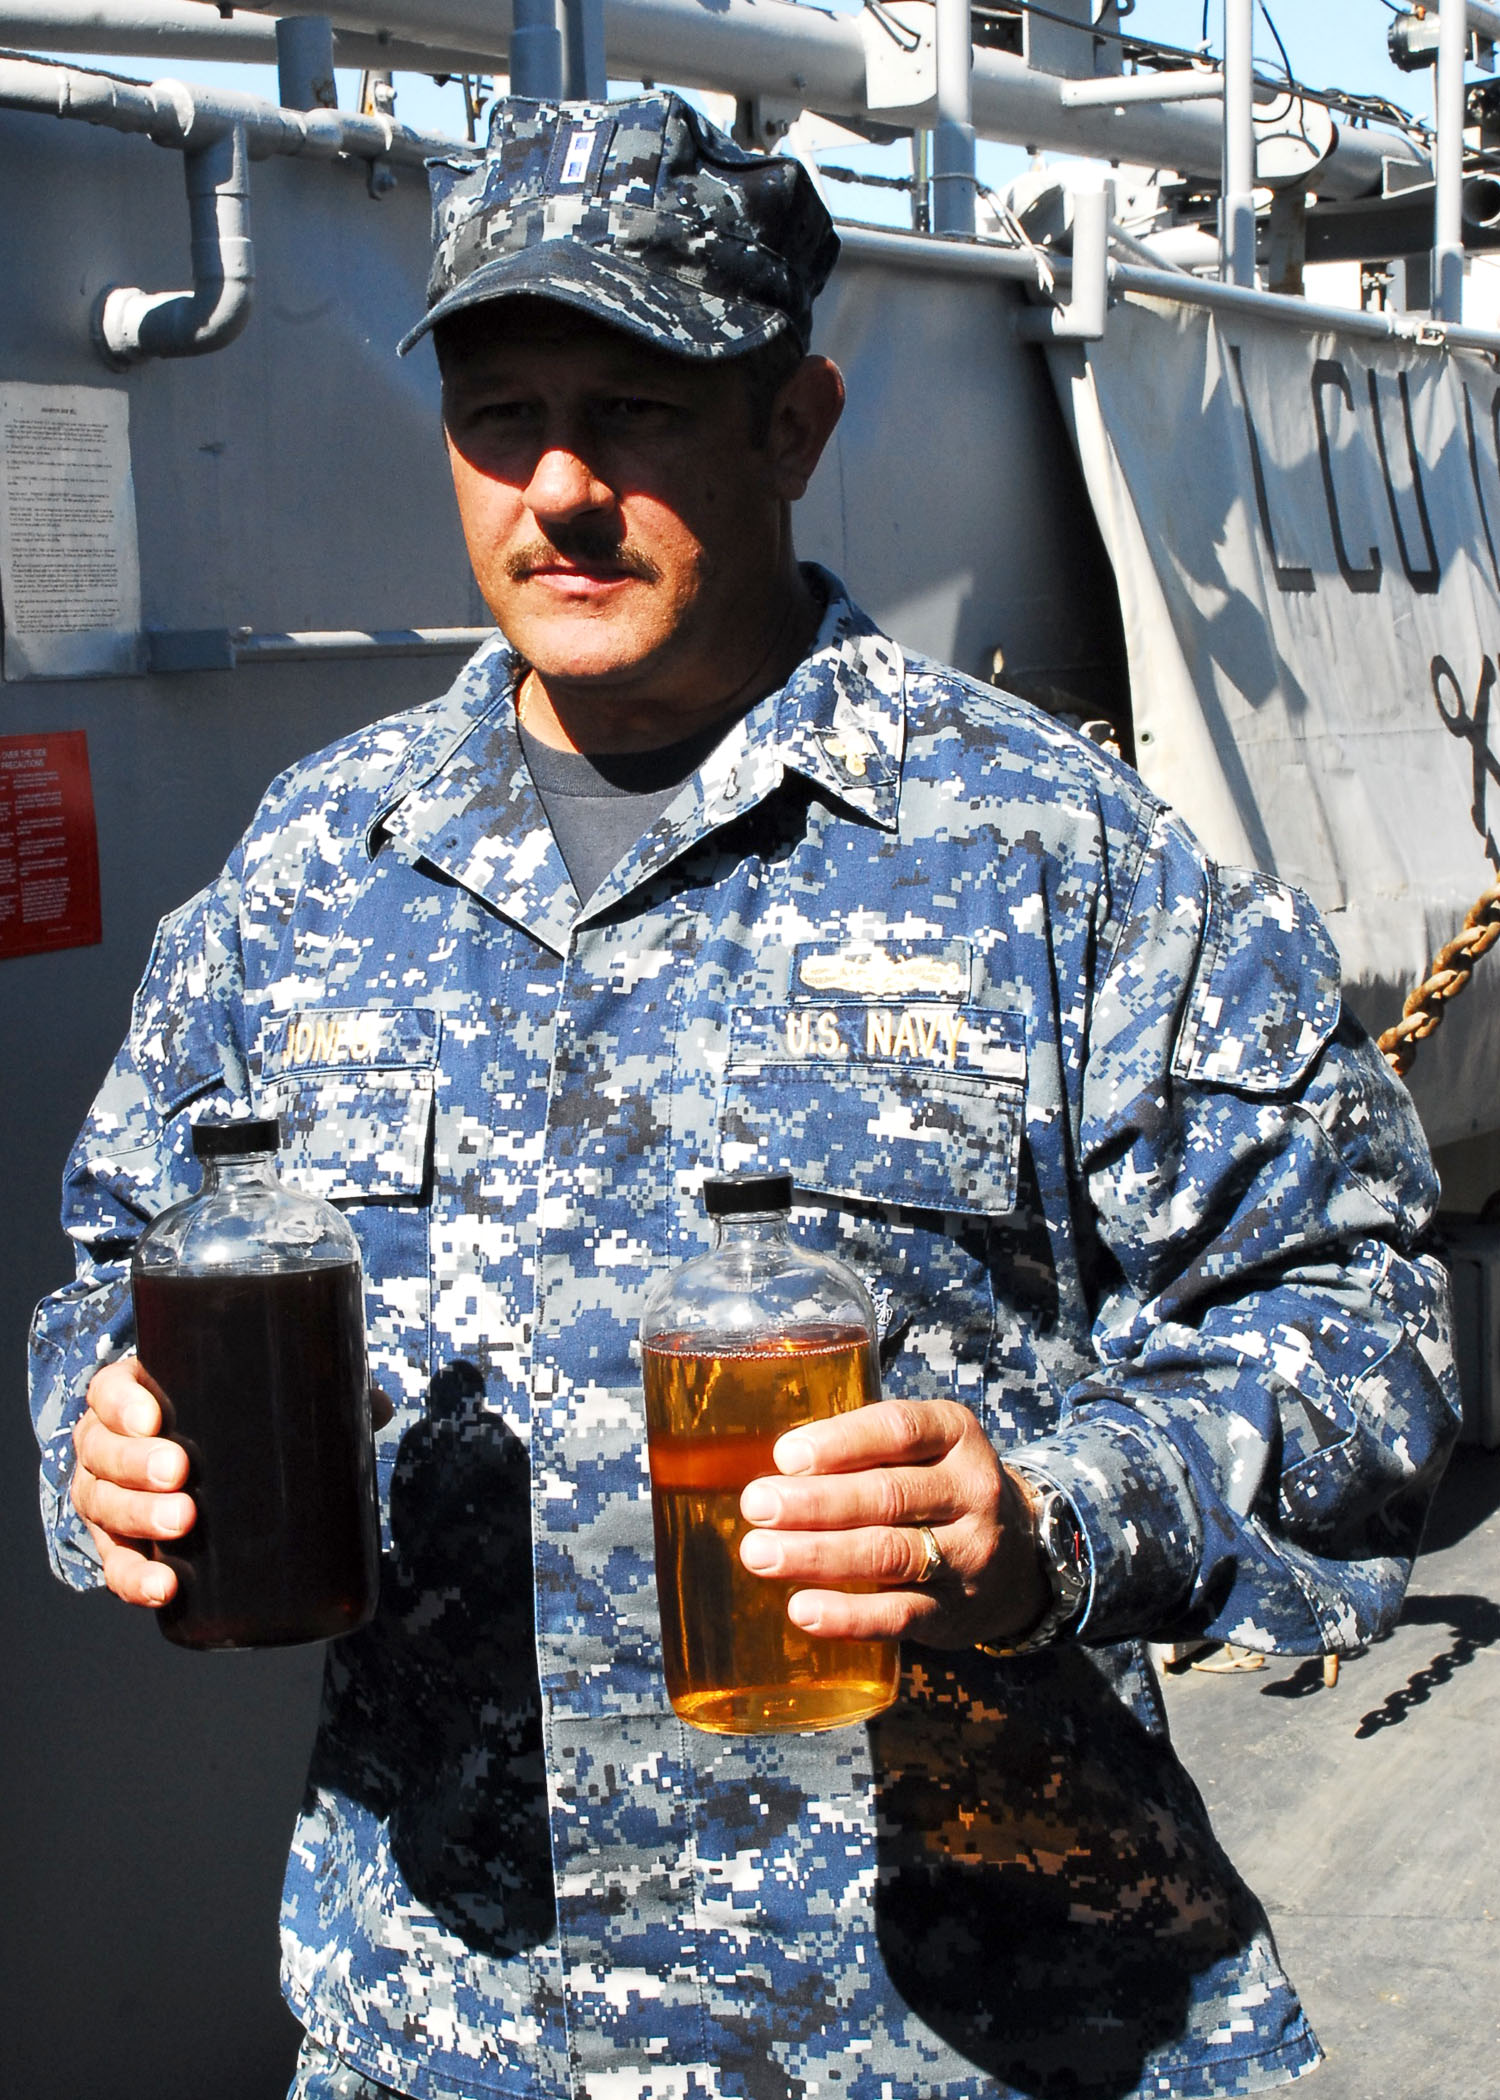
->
[640,1171,899,1734]
[130,1117,379,1649]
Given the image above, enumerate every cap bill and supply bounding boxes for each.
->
[398,236,795,361]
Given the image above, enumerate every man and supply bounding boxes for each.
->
[34,93,1457,2100]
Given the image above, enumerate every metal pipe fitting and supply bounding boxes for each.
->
[510,0,563,98]
[0,56,461,364]
[94,118,253,363]
[276,14,338,111]
[1436,0,1469,322]
[1222,0,1256,287]
[1015,186,1109,342]
[0,56,451,166]
[561,0,606,99]
[931,0,975,237]
[1465,174,1500,228]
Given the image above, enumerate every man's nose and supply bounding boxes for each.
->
[523,444,613,523]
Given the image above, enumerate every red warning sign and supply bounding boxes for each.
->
[0,731,101,961]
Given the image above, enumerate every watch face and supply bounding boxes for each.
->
[1039,1491,1089,1614]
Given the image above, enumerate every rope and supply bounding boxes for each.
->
[1377,879,1500,1077]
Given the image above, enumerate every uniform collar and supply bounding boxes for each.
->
[767,570,905,826]
[368,570,906,955]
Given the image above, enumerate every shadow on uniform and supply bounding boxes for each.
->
[871,1642,1275,2099]
[310,1359,556,1956]
[303,1361,1285,2093]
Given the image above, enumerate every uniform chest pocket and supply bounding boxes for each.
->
[254,1005,439,1201]
[721,1004,1025,1218]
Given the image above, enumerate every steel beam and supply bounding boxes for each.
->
[0,0,1431,200]
[207,0,1427,200]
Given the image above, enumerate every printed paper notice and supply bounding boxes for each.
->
[0,384,143,680]
[0,732,102,959]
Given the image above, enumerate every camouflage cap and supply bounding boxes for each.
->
[398,92,840,361]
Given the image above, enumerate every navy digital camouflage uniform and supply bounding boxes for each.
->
[31,573,1458,2100]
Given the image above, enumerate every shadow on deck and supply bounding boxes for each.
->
[1161,1448,1500,2100]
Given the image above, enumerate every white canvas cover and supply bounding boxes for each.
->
[1054,294,1500,1148]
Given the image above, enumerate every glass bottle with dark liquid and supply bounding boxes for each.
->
[640,1172,899,1734]
[130,1117,379,1649]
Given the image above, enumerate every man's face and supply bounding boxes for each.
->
[439,302,827,716]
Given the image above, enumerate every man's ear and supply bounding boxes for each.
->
[768,355,846,501]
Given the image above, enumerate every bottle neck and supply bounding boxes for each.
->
[201,1150,281,1193]
[711,1209,792,1249]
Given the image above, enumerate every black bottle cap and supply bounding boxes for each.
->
[703,1171,793,1216]
[190,1116,282,1159]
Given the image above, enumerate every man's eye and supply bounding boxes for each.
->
[601,396,674,420]
[471,400,533,423]
[450,396,537,431]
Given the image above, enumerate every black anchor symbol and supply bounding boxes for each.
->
[1431,652,1500,868]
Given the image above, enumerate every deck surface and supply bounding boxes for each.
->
[1160,1447,1500,2100]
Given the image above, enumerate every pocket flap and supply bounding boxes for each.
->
[723,1005,1025,1217]
[255,1006,439,1200]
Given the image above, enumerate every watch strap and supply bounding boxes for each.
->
[975,1473,1091,1659]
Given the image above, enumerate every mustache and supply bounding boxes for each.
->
[504,534,662,585]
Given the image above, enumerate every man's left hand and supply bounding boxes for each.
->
[738,1399,1050,1649]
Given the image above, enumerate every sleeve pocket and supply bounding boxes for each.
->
[129,884,245,1118]
[1171,865,1341,1093]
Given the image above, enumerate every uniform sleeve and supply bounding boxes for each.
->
[1015,812,1461,1656]
[27,855,253,1589]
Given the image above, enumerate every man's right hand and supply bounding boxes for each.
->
[71,1356,194,1607]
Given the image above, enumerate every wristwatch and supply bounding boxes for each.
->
[977,1475,1091,1658]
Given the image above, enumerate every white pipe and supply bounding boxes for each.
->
[0,55,456,162]
[1115,222,1219,271]
[1436,0,1468,322]
[1063,69,1220,108]
[232,626,495,660]
[836,222,1039,286]
[0,1,508,74]
[1,0,280,56]
[97,118,254,362]
[1222,0,1255,286]
[931,0,974,236]
[1059,68,1280,109]
[1107,216,1196,275]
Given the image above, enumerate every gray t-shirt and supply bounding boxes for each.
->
[518,718,731,904]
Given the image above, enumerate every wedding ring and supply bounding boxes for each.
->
[913,1523,946,1584]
